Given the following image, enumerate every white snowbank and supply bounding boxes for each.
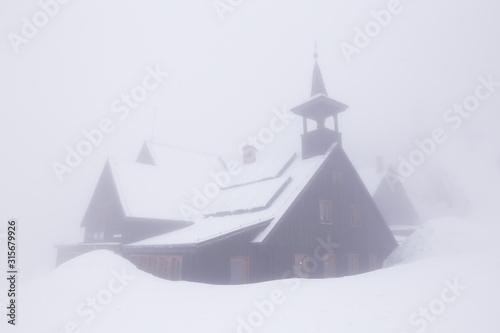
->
[7,217,500,333]
[384,217,487,266]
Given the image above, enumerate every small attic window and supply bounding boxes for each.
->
[333,170,344,184]
[242,145,257,165]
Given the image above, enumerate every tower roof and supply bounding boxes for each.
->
[291,94,348,121]
[292,47,348,120]
[311,48,328,96]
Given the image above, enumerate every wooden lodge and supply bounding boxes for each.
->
[57,53,398,284]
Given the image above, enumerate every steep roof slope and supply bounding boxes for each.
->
[125,144,336,247]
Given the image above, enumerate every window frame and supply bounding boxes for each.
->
[159,256,183,281]
[333,170,344,184]
[349,204,361,227]
[319,200,333,224]
[230,256,250,284]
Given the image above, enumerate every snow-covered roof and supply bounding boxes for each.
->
[224,153,296,188]
[205,176,291,216]
[125,143,337,247]
[125,214,272,247]
[109,156,221,222]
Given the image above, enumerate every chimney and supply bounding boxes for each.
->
[242,145,257,164]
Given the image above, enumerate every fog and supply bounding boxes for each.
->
[1,0,499,286]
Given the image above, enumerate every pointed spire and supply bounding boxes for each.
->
[311,44,328,97]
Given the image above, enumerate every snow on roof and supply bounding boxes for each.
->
[125,214,272,247]
[204,176,291,216]
[252,143,338,243]
[126,144,337,247]
[109,157,219,222]
[109,143,243,221]
[224,153,296,188]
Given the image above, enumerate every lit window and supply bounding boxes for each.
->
[230,257,250,284]
[99,231,105,240]
[333,170,344,184]
[319,200,333,224]
[294,254,310,278]
[347,253,359,275]
[350,204,361,227]
[323,253,336,278]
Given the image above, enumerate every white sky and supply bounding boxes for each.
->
[0,0,499,279]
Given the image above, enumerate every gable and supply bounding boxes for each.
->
[255,147,397,252]
[373,168,419,226]
[81,160,125,228]
[136,142,156,165]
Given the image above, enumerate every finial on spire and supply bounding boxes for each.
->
[311,43,328,97]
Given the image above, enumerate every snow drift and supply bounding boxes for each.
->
[10,217,500,333]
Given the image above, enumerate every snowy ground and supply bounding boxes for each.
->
[6,217,500,333]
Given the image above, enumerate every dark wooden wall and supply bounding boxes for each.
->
[260,148,397,280]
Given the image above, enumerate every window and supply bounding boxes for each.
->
[158,256,183,281]
[369,253,379,271]
[93,232,99,241]
[333,170,344,184]
[323,253,336,278]
[294,254,310,278]
[147,256,157,273]
[350,204,361,227]
[99,231,104,240]
[230,257,250,284]
[319,200,333,224]
[347,253,359,275]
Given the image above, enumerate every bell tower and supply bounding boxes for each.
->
[291,48,349,159]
